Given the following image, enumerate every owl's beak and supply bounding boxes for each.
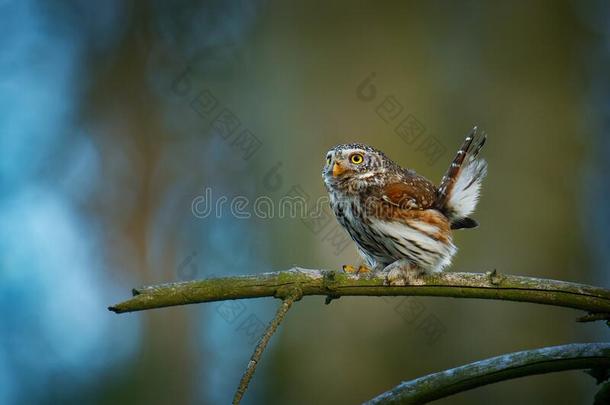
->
[332,161,347,177]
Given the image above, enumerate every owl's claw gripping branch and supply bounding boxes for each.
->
[342,264,372,275]
[382,260,427,286]
[357,265,371,274]
[342,264,357,273]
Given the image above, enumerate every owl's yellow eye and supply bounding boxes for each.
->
[326,156,332,165]
[350,153,364,164]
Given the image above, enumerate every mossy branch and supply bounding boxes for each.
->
[365,343,610,404]
[109,269,610,402]
[109,268,610,323]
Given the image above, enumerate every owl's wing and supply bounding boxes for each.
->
[378,179,453,245]
[381,176,437,210]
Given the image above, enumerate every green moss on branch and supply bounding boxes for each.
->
[109,268,610,322]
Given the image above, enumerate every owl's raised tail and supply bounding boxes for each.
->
[436,127,488,229]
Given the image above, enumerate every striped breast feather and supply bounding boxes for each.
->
[370,218,457,272]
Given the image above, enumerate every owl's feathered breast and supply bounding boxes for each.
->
[328,168,455,271]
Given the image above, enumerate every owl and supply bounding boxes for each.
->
[322,127,487,285]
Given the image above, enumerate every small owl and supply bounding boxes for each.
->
[322,127,487,285]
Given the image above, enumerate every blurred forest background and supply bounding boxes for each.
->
[1,0,610,404]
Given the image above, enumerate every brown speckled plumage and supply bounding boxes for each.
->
[322,128,487,281]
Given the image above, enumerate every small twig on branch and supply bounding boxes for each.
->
[233,287,302,404]
[577,312,610,324]
[365,343,610,404]
[109,268,610,322]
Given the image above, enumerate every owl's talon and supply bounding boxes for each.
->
[382,261,424,286]
[342,264,357,273]
[386,268,407,286]
[356,265,371,274]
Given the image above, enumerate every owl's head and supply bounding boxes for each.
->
[322,143,395,191]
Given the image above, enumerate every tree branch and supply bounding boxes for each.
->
[233,287,301,404]
[109,268,610,322]
[365,343,610,404]
[108,270,610,402]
